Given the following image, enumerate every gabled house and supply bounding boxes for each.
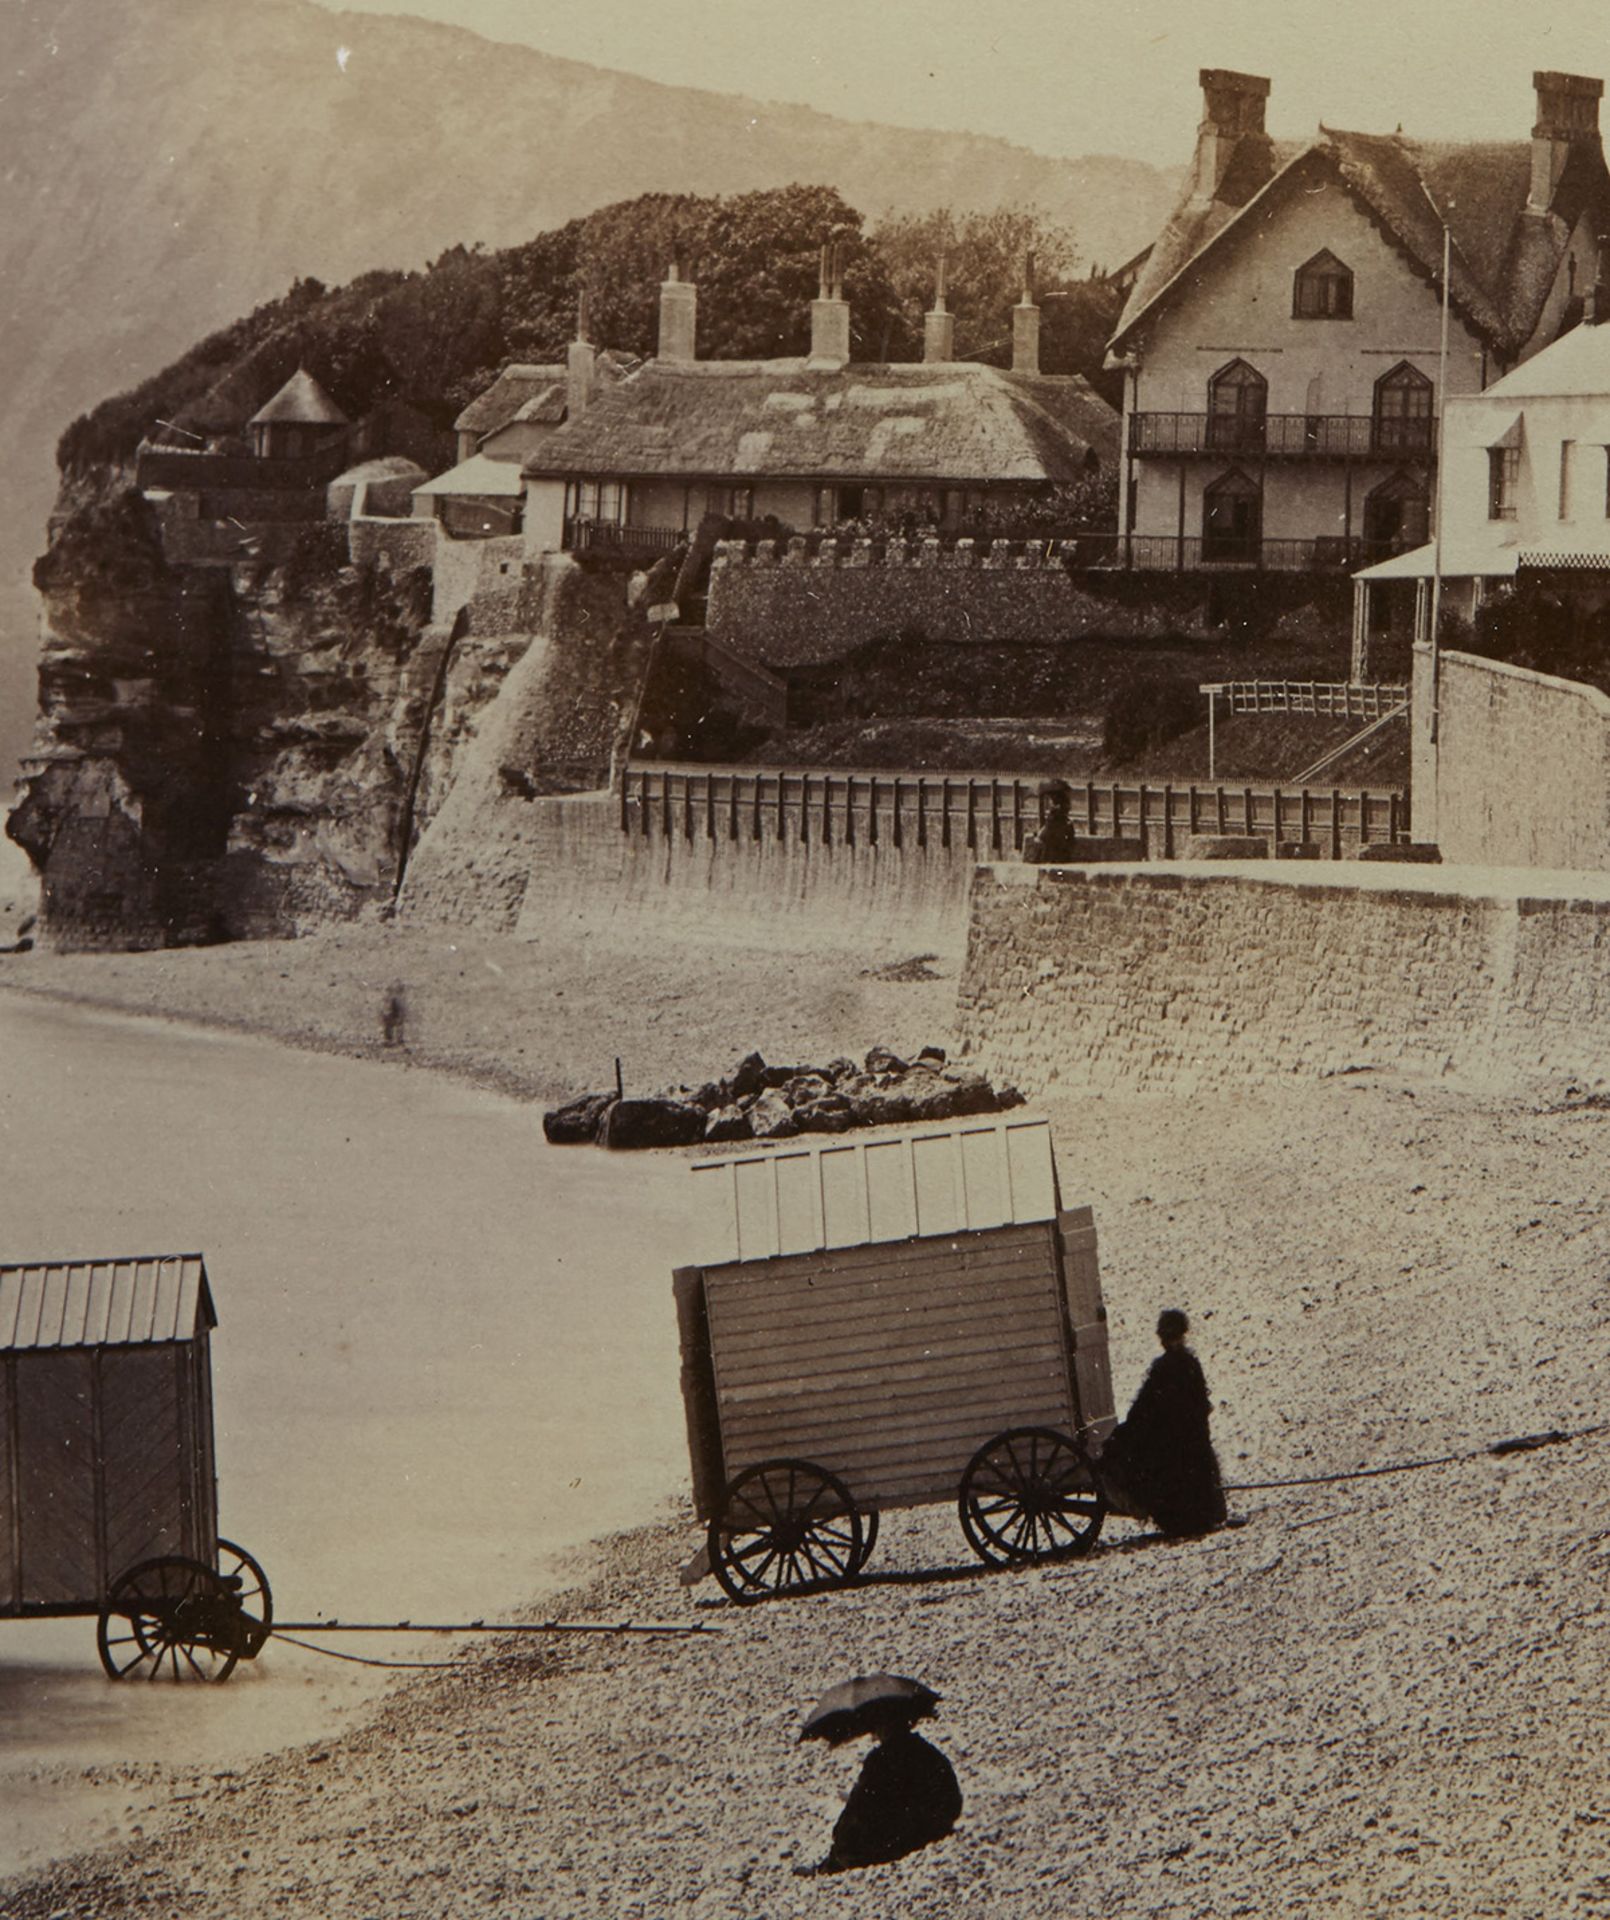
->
[516,260,1120,559]
[1353,312,1610,669]
[1108,69,1610,578]
[452,364,566,464]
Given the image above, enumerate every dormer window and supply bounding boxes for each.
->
[1293,250,1354,319]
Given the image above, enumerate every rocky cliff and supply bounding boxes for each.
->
[8,479,650,950]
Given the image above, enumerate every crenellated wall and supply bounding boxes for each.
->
[704,536,1350,663]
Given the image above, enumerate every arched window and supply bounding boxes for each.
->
[1293,249,1354,319]
[1363,471,1430,557]
[1206,360,1267,452]
[1202,468,1262,564]
[1373,363,1433,453]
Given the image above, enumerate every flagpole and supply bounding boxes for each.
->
[1428,216,1451,745]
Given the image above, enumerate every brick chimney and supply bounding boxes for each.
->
[1530,71,1604,210]
[1012,253,1040,375]
[658,262,697,363]
[567,291,596,420]
[923,254,954,364]
[809,242,851,369]
[1193,69,1270,199]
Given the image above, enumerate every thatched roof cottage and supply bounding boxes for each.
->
[247,367,349,461]
[513,259,1119,558]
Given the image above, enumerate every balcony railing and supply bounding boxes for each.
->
[564,517,687,556]
[1129,412,1434,459]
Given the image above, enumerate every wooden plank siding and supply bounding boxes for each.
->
[700,1221,1079,1513]
[14,1352,98,1607]
[1058,1207,1117,1436]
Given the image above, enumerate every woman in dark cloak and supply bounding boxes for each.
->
[1100,1308,1227,1537]
[797,1703,962,1874]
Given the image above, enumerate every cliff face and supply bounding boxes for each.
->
[8,488,647,950]
[9,491,440,947]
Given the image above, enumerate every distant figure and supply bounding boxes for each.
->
[1100,1309,1227,1537]
[381,984,408,1049]
[1023,779,1082,864]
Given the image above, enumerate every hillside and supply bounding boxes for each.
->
[0,0,1178,785]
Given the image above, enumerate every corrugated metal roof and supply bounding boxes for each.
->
[690,1117,1060,1265]
[0,1255,215,1352]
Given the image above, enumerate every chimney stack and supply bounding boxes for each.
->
[1193,69,1270,200]
[809,240,851,368]
[1012,252,1040,375]
[567,290,596,420]
[1530,71,1604,211]
[923,254,954,364]
[658,261,697,363]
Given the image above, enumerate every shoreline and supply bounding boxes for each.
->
[5,926,1610,1915]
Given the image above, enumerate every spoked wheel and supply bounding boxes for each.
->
[708,1458,864,1603]
[959,1426,1106,1568]
[215,1537,273,1659]
[97,1555,245,1682]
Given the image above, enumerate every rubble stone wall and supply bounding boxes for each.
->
[958,862,1610,1095]
[704,538,1351,665]
[1412,644,1610,870]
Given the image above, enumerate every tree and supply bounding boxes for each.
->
[868,206,1080,363]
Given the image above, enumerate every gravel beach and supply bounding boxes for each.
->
[4,905,1610,1918]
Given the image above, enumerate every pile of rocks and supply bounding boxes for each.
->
[543,1046,1024,1150]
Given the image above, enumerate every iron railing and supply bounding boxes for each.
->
[1129,412,1435,459]
[1203,680,1411,720]
[620,761,1410,857]
[565,518,686,556]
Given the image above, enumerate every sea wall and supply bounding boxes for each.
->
[958,861,1610,1095]
[1413,644,1610,870]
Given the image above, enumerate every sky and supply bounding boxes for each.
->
[319,0,1610,165]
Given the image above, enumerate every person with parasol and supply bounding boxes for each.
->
[793,1672,962,1874]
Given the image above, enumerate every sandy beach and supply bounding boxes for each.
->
[1,891,1608,1917]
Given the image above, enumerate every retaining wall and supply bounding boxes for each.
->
[704,538,1350,663]
[958,861,1610,1095]
[1413,644,1610,870]
[349,517,437,573]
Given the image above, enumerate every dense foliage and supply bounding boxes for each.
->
[58,186,1121,472]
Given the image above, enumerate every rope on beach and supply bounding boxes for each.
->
[1225,1420,1610,1493]
[266,1617,721,1665]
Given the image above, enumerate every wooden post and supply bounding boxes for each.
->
[1216,784,1227,835]
[662,768,673,839]
[1138,782,1148,859]
[870,776,880,846]
[892,776,903,850]
[1109,781,1121,841]
[752,771,763,842]
[777,768,787,840]
[1299,786,1310,847]
[1163,784,1175,858]
[1086,780,1098,836]
[916,779,927,850]
[615,1057,624,1101]
[800,773,810,845]
[941,777,952,850]
[729,773,739,842]
[1244,785,1254,838]
[1274,787,1284,846]
[966,782,977,851]
[1359,789,1370,847]
[991,781,1002,854]
[705,771,715,841]
[1012,781,1023,852]
[1331,787,1342,860]
[1389,790,1401,843]
[618,773,629,834]
[1207,685,1216,780]
[823,772,833,847]
[846,775,856,848]
[684,774,695,842]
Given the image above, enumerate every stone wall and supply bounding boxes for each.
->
[958,861,1610,1096]
[348,517,438,574]
[704,538,1350,664]
[1412,643,1610,870]
[429,531,527,624]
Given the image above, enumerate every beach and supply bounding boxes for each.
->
[3,903,1610,1917]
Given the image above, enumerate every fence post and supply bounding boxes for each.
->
[1216,784,1227,836]
[1359,789,1370,847]
[1163,784,1175,858]
[684,774,695,843]
[619,772,629,834]
[1138,783,1149,859]
[1244,786,1254,839]
[1299,787,1310,847]
[1086,780,1098,836]
[1110,781,1121,842]
[1388,791,1400,843]
[941,777,952,849]
[752,771,763,842]
[1331,787,1342,860]
[822,773,833,847]
[1273,787,1284,846]
[800,773,810,846]
[991,781,1002,855]
[967,782,977,852]
[870,776,880,846]
[777,768,787,840]
[729,774,739,842]
[1012,781,1023,852]
[662,769,673,840]
[705,772,715,842]
[892,777,903,850]
[916,779,927,851]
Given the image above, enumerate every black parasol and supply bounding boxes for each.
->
[800,1673,942,1744]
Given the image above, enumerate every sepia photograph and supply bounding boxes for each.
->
[3,0,1610,1912]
